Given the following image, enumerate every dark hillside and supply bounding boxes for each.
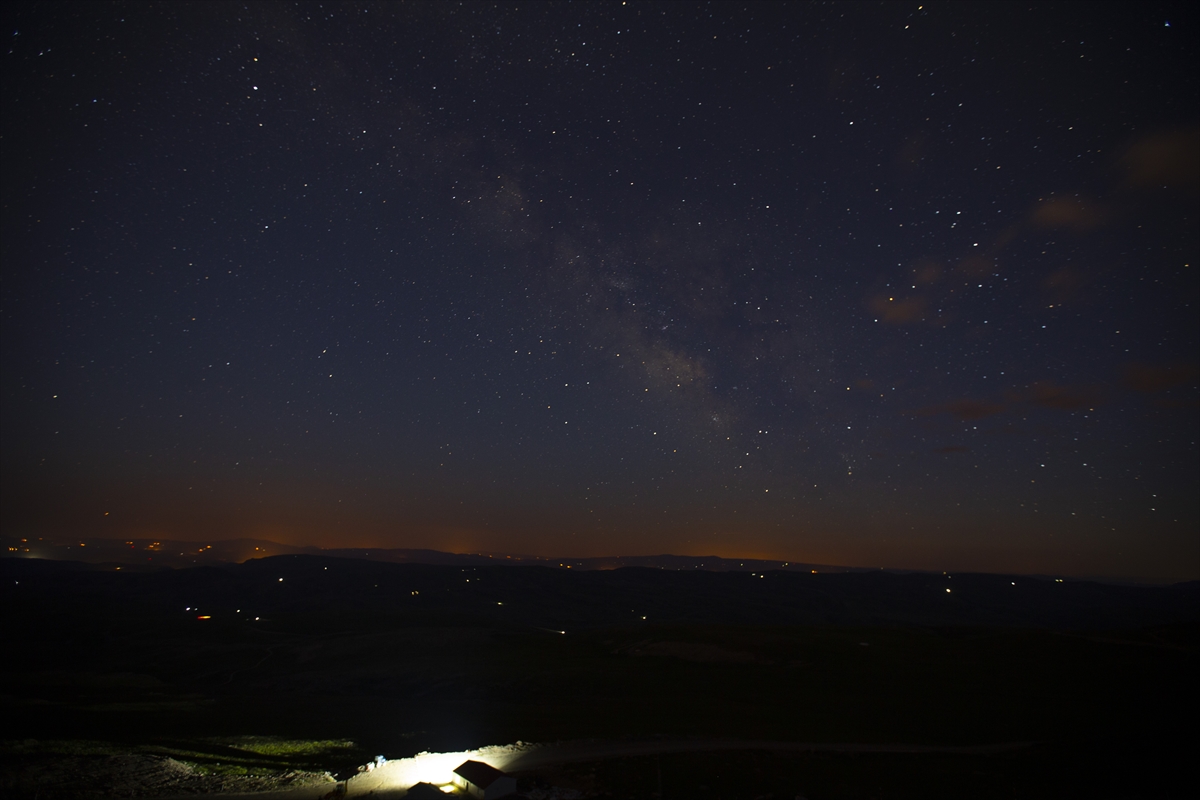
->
[1,555,1196,796]
[4,555,1196,631]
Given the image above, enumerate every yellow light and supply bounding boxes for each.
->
[338,744,534,795]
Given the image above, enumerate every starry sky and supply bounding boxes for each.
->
[3,2,1197,581]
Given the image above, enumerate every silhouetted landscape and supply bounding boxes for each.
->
[3,535,883,573]
[2,544,1197,797]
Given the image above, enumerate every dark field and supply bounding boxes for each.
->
[2,555,1196,797]
[516,741,1197,799]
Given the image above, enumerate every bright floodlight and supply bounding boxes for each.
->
[344,744,532,795]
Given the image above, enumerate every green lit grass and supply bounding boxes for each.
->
[0,735,360,776]
[216,735,357,757]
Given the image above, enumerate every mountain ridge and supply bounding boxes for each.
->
[3,535,1178,586]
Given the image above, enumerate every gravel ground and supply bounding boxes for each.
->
[0,753,335,798]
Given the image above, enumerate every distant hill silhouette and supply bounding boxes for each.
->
[2,535,874,573]
[3,553,1196,631]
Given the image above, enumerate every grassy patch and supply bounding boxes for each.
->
[0,739,118,757]
[0,735,360,777]
[217,735,357,757]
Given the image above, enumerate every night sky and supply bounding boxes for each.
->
[3,2,1197,581]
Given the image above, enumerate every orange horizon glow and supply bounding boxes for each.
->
[6,527,1197,584]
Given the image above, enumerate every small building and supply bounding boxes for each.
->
[451,760,516,799]
[403,784,447,800]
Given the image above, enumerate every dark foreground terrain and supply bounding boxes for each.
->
[2,555,1197,798]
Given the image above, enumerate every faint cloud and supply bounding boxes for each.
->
[957,255,994,277]
[1041,266,1088,302]
[1122,363,1199,393]
[1152,397,1200,411]
[894,134,926,176]
[1005,381,1101,411]
[869,294,927,324]
[911,260,941,286]
[827,56,859,96]
[1031,195,1108,232]
[908,399,1005,421]
[943,399,1005,420]
[1120,127,1200,190]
